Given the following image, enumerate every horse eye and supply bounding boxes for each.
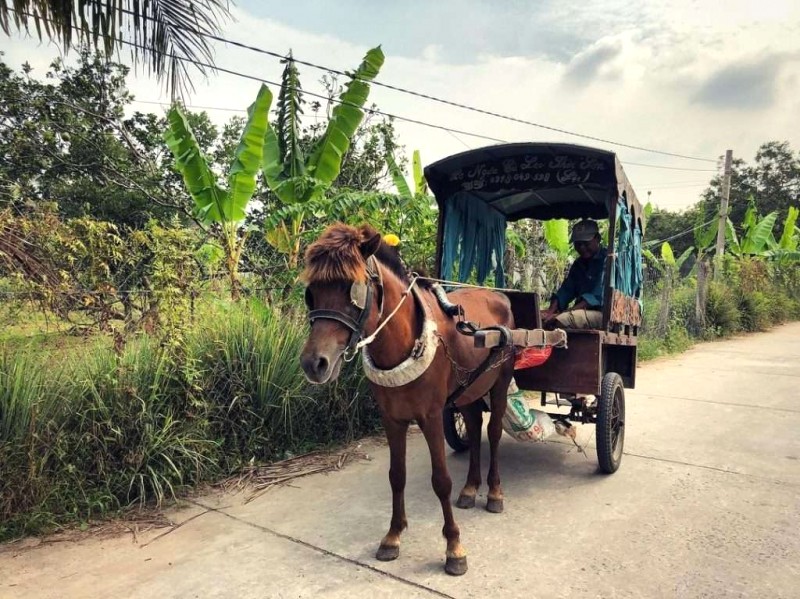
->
[304,288,314,310]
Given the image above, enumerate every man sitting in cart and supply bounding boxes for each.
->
[540,219,606,330]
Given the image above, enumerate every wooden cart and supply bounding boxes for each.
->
[424,142,646,473]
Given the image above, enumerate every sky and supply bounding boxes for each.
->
[2,0,799,211]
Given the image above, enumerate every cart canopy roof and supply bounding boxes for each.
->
[424,142,643,224]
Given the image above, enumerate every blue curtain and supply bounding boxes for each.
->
[614,197,643,300]
[441,192,507,287]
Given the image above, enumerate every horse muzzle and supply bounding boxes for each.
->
[300,347,345,384]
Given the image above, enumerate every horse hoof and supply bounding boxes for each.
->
[376,544,400,561]
[445,555,468,576]
[456,494,476,509]
[486,498,504,513]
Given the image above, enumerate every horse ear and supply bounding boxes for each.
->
[359,226,382,259]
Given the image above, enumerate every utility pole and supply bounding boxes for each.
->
[714,149,733,279]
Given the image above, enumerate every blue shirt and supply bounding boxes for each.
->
[553,247,607,310]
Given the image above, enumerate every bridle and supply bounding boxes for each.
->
[305,256,385,361]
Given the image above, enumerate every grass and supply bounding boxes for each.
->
[1,276,797,542]
[0,298,379,542]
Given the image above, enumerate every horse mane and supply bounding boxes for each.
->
[302,223,429,288]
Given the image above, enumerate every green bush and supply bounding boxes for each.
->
[738,290,771,332]
[766,290,793,323]
[0,300,381,541]
[705,282,741,337]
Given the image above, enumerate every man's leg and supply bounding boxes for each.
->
[554,309,603,329]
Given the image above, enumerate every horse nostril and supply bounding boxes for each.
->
[316,355,329,374]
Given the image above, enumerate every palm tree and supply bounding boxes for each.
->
[0,0,229,97]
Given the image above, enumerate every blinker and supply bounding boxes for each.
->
[350,282,369,310]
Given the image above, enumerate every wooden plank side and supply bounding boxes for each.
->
[609,290,642,327]
[504,291,541,329]
[514,331,602,395]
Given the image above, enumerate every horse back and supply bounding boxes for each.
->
[446,288,515,329]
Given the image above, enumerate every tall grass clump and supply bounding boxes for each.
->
[0,352,64,538]
[191,299,310,466]
[738,291,771,332]
[191,299,380,467]
[63,339,219,508]
[705,282,741,337]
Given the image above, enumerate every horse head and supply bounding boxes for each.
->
[300,223,384,384]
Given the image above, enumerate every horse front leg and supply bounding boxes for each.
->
[417,412,468,576]
[376,416,409,561]
[486,372,512,513]
[456,400,483,509]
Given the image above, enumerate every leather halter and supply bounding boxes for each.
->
[306,256,384,359]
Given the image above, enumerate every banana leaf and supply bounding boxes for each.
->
[779,206,799,251]
[307,46,385,188]
[543,219,571,257]
[413,150,427,195]
[675,246,694,271]
[660,241,676,267]
[386,150,412,199]
[164,107,227,224]
[741,211,778,255]
[725,218,741,256]
[642,248,664,272]
[226,85,273,222]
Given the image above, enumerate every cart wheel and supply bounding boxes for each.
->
[443,406,469,452]
[596,372,625,474]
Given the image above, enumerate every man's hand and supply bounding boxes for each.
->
[540,308,558,325]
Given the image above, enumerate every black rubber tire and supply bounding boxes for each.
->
[596,372,625,474]
[443,406,470,452]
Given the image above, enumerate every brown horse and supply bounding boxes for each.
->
[299,223,515,576]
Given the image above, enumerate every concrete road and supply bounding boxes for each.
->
[3,323,799,599]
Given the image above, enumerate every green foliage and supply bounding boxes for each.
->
[165,85,272,224]
[307,47,385,186]
[778,206,798,250]
[0,1,229,97]
[542,219,571,256]
[738,291,770,332]
[261,47,385,267]
[164,85,273,296]
[0,300,381,541]
[1,209,201,333]
[705,282,740,337]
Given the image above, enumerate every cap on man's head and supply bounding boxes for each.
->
[570,219,599,242]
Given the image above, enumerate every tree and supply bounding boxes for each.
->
[164,85,273,299]
[261,47,386,268]
[0,51,200,227]
[700,142,799,237]
[0,0,229,97]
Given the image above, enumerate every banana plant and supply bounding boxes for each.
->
[765,205,800,262]
[164,84,273,298]
[725,199,779,257]
[643,241,693,277]
[262,47,385,267]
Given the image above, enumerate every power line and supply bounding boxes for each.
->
[624,161,718,172]
[197,33,718,162]
[11,5,718,164]
[643,183,710,190]
[645,217,718,247]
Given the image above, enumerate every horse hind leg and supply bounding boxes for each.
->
[417,412,468,576]
[486,370,512,513]
[376,417,409,562]
[456,400,484,509]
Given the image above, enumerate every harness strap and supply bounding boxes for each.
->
[308,309,361,332]
[445,345,509,409]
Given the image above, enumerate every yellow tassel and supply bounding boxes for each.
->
[383,233,400,247]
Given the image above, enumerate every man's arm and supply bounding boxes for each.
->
[542,265,578,323]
